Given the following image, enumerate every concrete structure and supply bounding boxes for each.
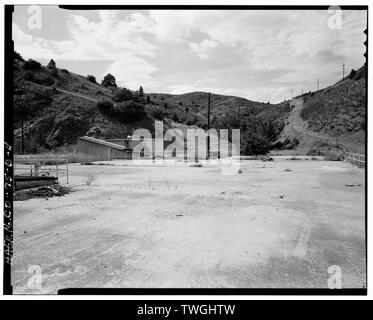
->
[78,135,234,161]
[77,136,133,160]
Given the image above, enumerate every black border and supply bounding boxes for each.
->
[4,4,14,295]
[4,4,368,296]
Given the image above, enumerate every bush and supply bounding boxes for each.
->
[171,113,179,122]
[138,86,144,97]
[150,108,165,120]
[101,73,117,88]
[97,99,114,115]
[23,59,41,71]
[112,88,133,102]
[132,91,145,103]
[87,75,96,83]
[14,51,24,61]
[324,150,343,161]
[23,71,35,81]
[241,133,271,155]
[61,69,70,74]
[307,149,324,156]
[47,59,56,69]
[115,101,145,122]
[33,71,55,85]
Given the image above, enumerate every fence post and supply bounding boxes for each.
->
[56,160,59,182]
[66,161,69,184]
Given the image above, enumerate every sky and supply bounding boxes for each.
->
[13,6,367,103]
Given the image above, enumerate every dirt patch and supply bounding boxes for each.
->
[14,184,73,201]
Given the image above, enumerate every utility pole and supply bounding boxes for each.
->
[291,88,293,100]
[237,105,240,121]
[342,62,346,80]
[207,92,211,159]
[317,78,319,91]
[21,117,24,154]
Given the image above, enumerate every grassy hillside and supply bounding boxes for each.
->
[300,65,366,136]
[13,53,289,155]
[13,51,365,156]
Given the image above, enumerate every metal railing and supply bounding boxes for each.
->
[14,157,69,183]
[344,152,365,168]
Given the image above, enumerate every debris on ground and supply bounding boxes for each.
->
[260,155,274,162]
[190,163,203,167]
[14,184,73,201]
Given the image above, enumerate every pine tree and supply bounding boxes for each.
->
[101,73,117,88]
[139,86,144,97]
[47,59,56,69]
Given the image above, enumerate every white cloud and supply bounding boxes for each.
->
[13,11,158,88]
[13,9,367,102]
[189,39,218,60]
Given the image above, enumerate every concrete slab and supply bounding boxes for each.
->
[12,159,366,293]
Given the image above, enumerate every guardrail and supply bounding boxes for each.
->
[344,152,365,168]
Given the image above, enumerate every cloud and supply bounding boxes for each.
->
[13,8,367,102]
[189,39,218,60]
[13,11,158,88]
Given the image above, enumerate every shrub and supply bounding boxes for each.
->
[33,71,55,85]
[324,150,343,161]
[23,71,35,81]
[150,108,165,120]
[96,99,114,115]
[47,59,56,69]
[307,149,324,156]
[14,51,24,61]
[61,69,70,74]
[115,101,145,122]
[101,73,117,88]
[87,75,96,83]
[23,59,41,71]
[112,88,133,102]
[171,113,179,122]
[139,86,145,97]
[132,91,145,103]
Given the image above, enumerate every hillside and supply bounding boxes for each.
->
[278,65,366,154]
[13,53,289,154]
[301,66,366,136]
[13,52,366,156]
